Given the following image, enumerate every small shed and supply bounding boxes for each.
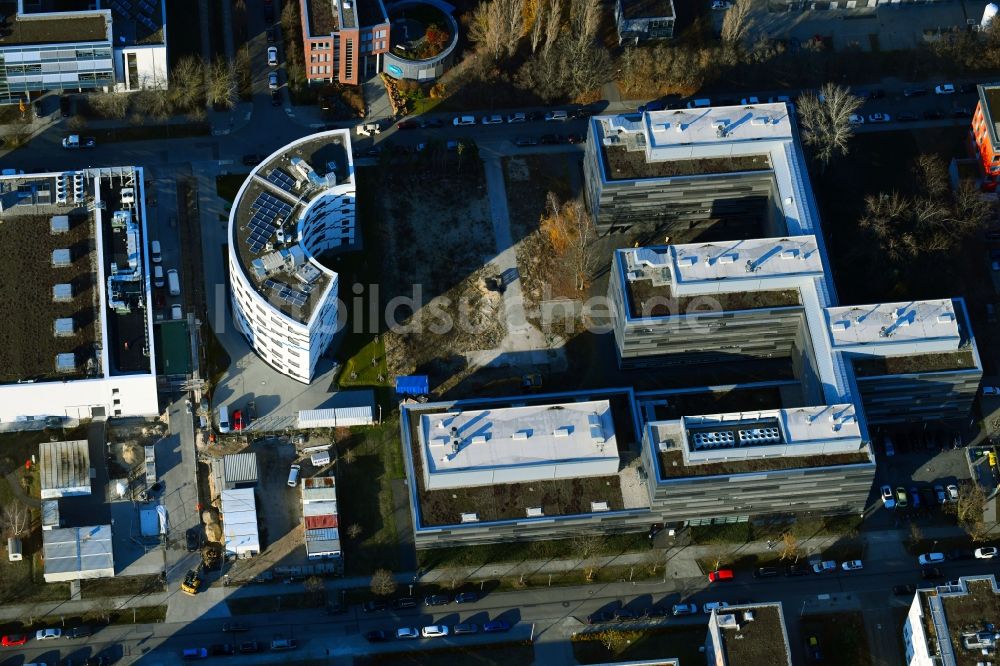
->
[55,353,76,373]
[40,440,92,499]
[220,488,260,558]
[297,406,374,429]
[396,375,429,396]
[54,317,75,337]
[53,283,73,302]
[7,537,22,562]
[50,215,69,234]
[52,248,71,267]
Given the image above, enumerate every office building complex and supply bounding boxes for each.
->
[227,130,357,384]
[903,575,1000,665]
[299,0,390,85]
[0,0,168,105]
[0,168,159,422]
[615,0,675,44]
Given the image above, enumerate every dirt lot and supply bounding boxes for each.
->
[374,159,507,387]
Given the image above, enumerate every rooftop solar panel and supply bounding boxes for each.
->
[266,169,298,196]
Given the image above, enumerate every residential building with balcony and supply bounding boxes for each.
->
[299,0,390,85]
[903,575,1000,666]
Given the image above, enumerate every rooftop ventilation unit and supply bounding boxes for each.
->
[831,320,849,331]
[691,430,736,450]
[54,318,75,337]
[938,312,955,324]
[55,353,76,373]
[52,249,71,267]
[718,613,739,628]
[553,427,571,438]
[590,501,610,512]
[470,435,488,445]
[50,215,69,234]
[526,507,544,517]
[743,610,755,621]
[512,430,530,441]
[53,283,73,302]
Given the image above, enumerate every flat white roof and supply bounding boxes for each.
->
[684,404,860,447]
[644,104,793,149]
[640,236,822,286]
[419,400,620,490]
[826,300,961,350]
[42,525,113,581]
[221,488,260,556]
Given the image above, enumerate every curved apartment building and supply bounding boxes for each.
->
[227,130,357,383]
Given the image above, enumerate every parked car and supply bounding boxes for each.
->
[848,113,864,125]
[544,110,568,121]
[703,601,730,614]
[36,628,61,641]
[892,584,916,596]
[708,569,735,582]
[884,435,895,457]
[238,641,260,654]
[268,72,278,90]
[267,27,276,42]
[396,119,419,130]
[947,484,959,502]
[868,112,891,123]
[903,87,928,97]
[209,644,235,656]
[424,595,450,606]
[539,133,560,144]
[975,547,998,559]
[807,636,822,661]
[935,83,956,95]
[880,485,894,505]
[362,600,387,613]
[812,560,837,574]
[454,592,478,603]
[841,560,864,571]
[267,46,278,66]
[483,620,511,633]
[392,597,417,609]
[232,410,244,432]
[222,623,247,633]
[242,154,263,167]
[365,630,391,643]
[270,638,297,651]
[396,627,419,640]
[515,136,538,147]
[754,566,780,578]
[421,625,449,638]
[896,487,908,508]
[638,99,667,113]
[613,608,637,621]
[482,114,503,125]
[453,622,479,635]
[786,564,811,577]
[421,118,444,128]
[66,626,92,639]
[918,552,946,565]
[910,487,921,509]
[923,110,944,120]
[672,603,699,615]
[1,634,27,647]
[182,648,209,660]
[507,112,526,123]
[453,115,476,126]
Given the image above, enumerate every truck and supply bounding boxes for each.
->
[355,122,380,136]
[144,444,156,485]
[61,135,96,149]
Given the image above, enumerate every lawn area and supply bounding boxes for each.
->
[418,532,652,569]
[0,605,166,634]
[215,173,249,204]
[800,612,872,666]
[572,625,708,665]
[338,418,406,575]
[690,522,753,545]
[355,641,534,665]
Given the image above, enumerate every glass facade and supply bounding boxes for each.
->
[0,41,114,105]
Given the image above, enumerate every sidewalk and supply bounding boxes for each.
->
[0,525,966,623]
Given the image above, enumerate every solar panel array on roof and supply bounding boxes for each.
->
[266,168,298,196]
[263,279,308,308]
[246,192,293,254]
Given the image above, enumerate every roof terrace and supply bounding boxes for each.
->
[304,0,339,35]
[709,604,792,666]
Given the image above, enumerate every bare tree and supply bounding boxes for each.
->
[573,533,606,581]
[132,90,172,121]
[540,194,599,290]
[89,596,117,623]
[1,501,29,538]
[168,56,206,112]
[206,58,238,109]
[470,0,523,61]
[908,522,924,549]
[88,92,129,120]
[569,0,600,44]
[721,0,754,47]
[598,629,634,653]
[798,83,863,168]
[778,532,799,561]
[370,568,397,597]
[544,0,563,53]
[346,523,363,540]
[955,482,990,541]
[530,3,546,53]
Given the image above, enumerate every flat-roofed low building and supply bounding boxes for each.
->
[417,400,619,490]
[42,524,114,582]
[903,575,1000,666]
[705,603,793,666]
[642,405,875,521]
[302,476,342,565]
[211,452,259,491]
[400,389,655,549]
[616,0,675,44]
[39,440,91,499]
[0,168,159,422]
[220,488,260,558]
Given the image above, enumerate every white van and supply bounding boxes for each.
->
[686,98,711,109]
[171,304,182,320]
[287,464,301,487]
[153,265,164,288]
[217,405,231,434]
[151,240,162,263]
[167,269,180,296]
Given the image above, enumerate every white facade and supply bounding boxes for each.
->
[903,575,1000,665]
[114,44,169,92]
[227,131,357,384]
[298,405,374,428]
[0,169,159,423]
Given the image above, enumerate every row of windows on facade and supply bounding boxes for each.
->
[4,63,111,76]
[310,65,333,75]
[234,280,309,339]
[1,47,113,60]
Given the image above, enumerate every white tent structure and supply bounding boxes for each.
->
[220,488,260,558]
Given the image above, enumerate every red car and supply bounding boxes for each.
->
[232,410,244,432]
[708,569,735,583]
[1,634,27,647]
[397,120,419,130]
